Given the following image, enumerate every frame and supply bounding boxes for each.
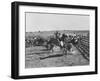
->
[11,1,98,79]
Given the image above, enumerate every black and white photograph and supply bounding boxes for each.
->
[11,1,97,79]
[25,12,90,68]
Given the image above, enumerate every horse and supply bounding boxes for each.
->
[25,39,33,47]
[45,33,72,55]
[70,37,79,45]
[45,37,60,52]
[32,36,47,46]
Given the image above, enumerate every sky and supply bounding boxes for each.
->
[25,12,89,32]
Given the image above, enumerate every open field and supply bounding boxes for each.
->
[26,30,89,39]
[25,45,89,68]
[25,30,89,68]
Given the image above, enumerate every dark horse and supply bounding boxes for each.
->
[33,36,47,46]
[45,37,60,52]
[45,32,72,55]
[45,31,61,51]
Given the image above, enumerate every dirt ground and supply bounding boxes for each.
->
[25,44,89,68]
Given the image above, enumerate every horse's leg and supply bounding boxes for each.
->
[69,43,72,52]
[47,44,50,50]
[65,49,67,55]
[64,48,67,55]
[50,45,54,53]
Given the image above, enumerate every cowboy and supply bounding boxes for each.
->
[61,33,67,42]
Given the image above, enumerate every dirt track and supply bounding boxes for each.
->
[25,44,89,68]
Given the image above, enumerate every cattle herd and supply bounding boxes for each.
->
[25,31,89,61]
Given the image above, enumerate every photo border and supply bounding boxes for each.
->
[11,1,98,79]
